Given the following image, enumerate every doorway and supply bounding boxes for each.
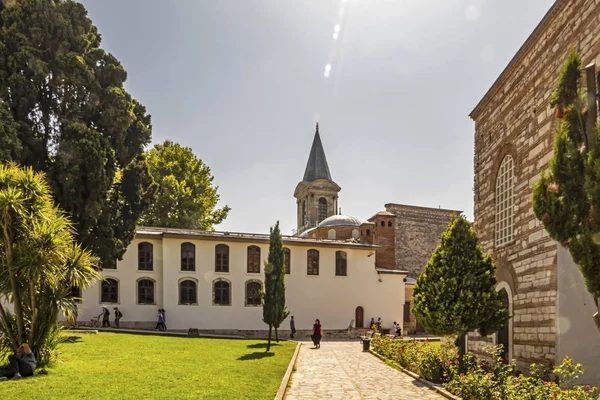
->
[497,288,509,360]
[355,306,364,328]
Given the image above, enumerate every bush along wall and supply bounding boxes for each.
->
[371,336,599,400]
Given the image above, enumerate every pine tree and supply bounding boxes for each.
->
[262,221,289,351]
[532,49,600,331]
[412,215,508,362]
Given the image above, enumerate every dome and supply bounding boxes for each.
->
[299,228,314,238]
[318,214,361,228]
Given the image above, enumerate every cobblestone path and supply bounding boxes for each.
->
[285,341,445,400]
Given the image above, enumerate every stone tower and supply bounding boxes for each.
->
[294,123,341,235]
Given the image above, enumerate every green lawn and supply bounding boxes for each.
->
[0,332,297,400]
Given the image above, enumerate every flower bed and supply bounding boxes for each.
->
[371,336,599,400]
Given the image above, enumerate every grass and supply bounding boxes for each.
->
[0,332,296,400]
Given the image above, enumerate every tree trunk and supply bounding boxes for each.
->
[266,324,272,352]
[456,334,467,372]
[2,225,25,344]
[28,280,37,346]
[0,302,19,352]
[594,298,600,334]
[275,325,279,342]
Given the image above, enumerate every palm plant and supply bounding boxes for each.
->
[0,163,100,366]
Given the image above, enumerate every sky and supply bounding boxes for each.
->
[80,0,555,235]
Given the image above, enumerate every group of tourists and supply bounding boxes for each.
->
[98,307,167,331]
[0,343,37,382]
[100,306,122,328]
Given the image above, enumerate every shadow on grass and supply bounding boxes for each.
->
[237,352,275,361]
[62,336,83,344]
[246,343,281,349]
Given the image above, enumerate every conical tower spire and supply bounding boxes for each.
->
[302,123,332,182]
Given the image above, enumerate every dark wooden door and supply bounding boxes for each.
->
[355,306,364,328]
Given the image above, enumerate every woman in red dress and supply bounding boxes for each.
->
[311,319,322,349]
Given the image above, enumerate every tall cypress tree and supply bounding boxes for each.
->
[0,0,157,267]
[412,215,508,362]
[533,49,600,330]
[262,221,289,351]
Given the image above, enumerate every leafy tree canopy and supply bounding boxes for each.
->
[140,140,230,230]
[0,0,156,266]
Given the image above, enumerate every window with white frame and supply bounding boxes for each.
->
[495,155,514,247]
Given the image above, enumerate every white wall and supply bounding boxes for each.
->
[75,235,405,332]
[557,245,600,387]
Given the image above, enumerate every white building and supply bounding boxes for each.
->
[75,125,408,334]
[76,227,406,334]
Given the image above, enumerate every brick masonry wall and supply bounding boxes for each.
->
[370,214,397,270]
[469,0,600,367]
[385,203,459,278]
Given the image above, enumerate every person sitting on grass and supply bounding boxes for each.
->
[0,343,37,381]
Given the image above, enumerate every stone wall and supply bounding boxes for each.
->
[469,0,600,368]
[385,203,458,278]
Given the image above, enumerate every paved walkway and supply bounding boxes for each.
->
[285,341,445,400]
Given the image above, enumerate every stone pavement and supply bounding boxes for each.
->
[285,341,445,400]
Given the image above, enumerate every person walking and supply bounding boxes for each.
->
[155,309,164,331]
[101,306,110,328]
[290,316,296,339]
[161,309,167,331]
[311,319,322,349]
[113,307,123,328]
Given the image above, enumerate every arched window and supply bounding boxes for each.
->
[245,280,262,306]
[388,221,393,227]
[381,221,385,227]
[336,251,347,276]
[318,197,328,222]
[101,278,119,303]
[284,247,291,274]
[307,249,319,275]
[247,245,261,273]
[181,242,195,271]
[328,229,336,239]
[213,279,231,306]
[137,279,155,305]
[215,244,229,272]
[138,242,153,271]
[179,279,197,305]
[366,229,371,236]
[495,155,514,246]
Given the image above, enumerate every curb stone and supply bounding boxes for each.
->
[369,350,461,400]
[275,342,302,400]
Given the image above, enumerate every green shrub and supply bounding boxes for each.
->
[371,337,599,400]
[371,336,458,383]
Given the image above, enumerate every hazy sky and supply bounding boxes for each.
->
[80,0,554,235]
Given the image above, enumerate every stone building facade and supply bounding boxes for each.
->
[468,0,600,383]
[385,204,458,278]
